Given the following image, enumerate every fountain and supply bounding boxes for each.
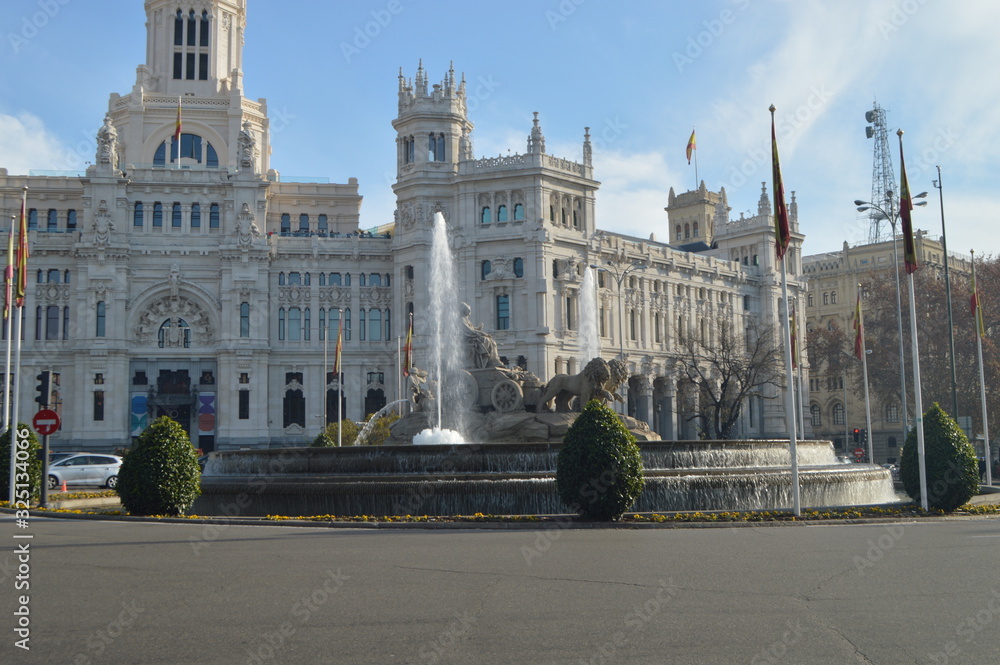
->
[579,266,600,363]
[191,211,898,518]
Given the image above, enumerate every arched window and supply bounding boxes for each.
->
[561,208,568,226]
[481,260,491,280]
[172,203,182,227]
[240,302,250,338]
[676,225,682,241]
[67,209,77,230]
[329,273,342,286]
[428,133,437,161]
[369,309,382,341]
[481,207,491,224]
[190,203,200,228]
[318,214,328,233]
[134,202,143,227]
[299,214,309,233]
[280,214,290,233]
[513,203,524,221]
[47,269,60,283]
[210,203,220,228]
[47,209,58,231]
[684,223,690,239]
[497,205,508,222]
[278,272,286,286]
[693,221,699,237]
[96,301,106,338]
[513,257,524,278]
[369,273,382,287]
[287,272,301,286]
[810,404,821,427]
[157,318,191,348]
[833,403,845,426]
[153,134,219,167]
[153,202,163,227]
[359,273,366,287]
[572,210,578,228]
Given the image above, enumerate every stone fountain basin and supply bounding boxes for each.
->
[193,441,899,517]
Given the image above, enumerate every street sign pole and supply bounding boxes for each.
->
[39,432,49,508]
[32,409,60,509]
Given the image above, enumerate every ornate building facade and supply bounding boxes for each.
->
[0,0,807,451]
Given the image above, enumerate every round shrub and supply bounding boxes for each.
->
[557,400,644,521]
[311,419,359,447]
[0,424,42,502]
[900,403,979,512]
[117,416,201,515]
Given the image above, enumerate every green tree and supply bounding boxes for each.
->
[116,417,201,515]
[0,424,42,502]
[312,419,359,447]
[900,403,979,511]
[556,400,644,520]
[362,412,401,446]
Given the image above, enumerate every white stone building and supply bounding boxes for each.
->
[0,0,807,451]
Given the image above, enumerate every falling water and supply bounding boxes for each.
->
[579,266,600,364]
[422,211,466,441]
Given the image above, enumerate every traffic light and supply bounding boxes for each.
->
[852,427,860,443]
[861,428,868,444]
[34,370,50,407]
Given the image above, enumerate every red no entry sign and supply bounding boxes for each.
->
[853,447,865,460]
[33,409,60,435]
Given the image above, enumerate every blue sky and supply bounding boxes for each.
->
[2,0,998,258]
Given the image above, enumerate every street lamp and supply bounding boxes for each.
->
[854,191,927,447]
[932,166,959,420]
[590,260,647,412]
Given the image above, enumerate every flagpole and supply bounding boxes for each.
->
[770,105,799,516]
[693,138,699,189]
[793,305,806,435]
[396,335,402,417]
[972,250,991,485]
[337,308,343,448]
[323,321,328,431]
[8,185,27,504]
[858,283,874,463]
[7,306,22,503]
[898,129,928,510]
[3,219,13,433]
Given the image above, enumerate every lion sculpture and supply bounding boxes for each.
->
[604,358,629,404]
[539,357,615,412]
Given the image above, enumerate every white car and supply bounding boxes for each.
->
[48,453,123,489]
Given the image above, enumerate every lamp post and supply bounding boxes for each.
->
[590,260,647,412]
[855,192,926,447]
[932,166,959,420]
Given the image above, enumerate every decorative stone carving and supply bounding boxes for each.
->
[96,117,118,168]
[235,202,261,246]
[238,121,257,170]
[135,295,214,346]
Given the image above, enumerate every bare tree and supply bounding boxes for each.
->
[675,315,784,439]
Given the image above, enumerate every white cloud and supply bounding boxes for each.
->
[0,112,81,174]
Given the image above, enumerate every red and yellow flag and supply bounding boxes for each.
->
[769,106,790,261]
[898,133,918,274]
[15,189,28,308]
[333,310,343,376]
[686,128,696,165]
[971,263,986,338]
[402,313,413,378]
[3,225,13,319]
[174,97,182,143]
[853,289,865,359]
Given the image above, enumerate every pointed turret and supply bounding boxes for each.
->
[527,112,546,154]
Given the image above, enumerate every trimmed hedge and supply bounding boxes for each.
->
[556,400,644,521]
[0,424,42,502]
[117,416,201,515]
[900,403,979,512]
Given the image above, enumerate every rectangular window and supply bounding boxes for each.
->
[28,209,37,230]
[497,295,510,330]
[173,53,183,79]
[200,17,210,46]
[198,53,208,80]
[93,391,105,421]
[240,302,250,338]
[62,307,69,340]
[47,209,58,231]
[67,209,77,230]
[134,202,143,227]
[190,203,200,228]
[153,202,163,227]
[45,305,59,340]
[238,390,250,420]
[288,308,301,341]
[210,204,220,228]
[360,309,366,341]
[368,309,381,341]
[186,53,195,80]
[172,203,182,227]
[187,16,196,45]
[96,301,106,338]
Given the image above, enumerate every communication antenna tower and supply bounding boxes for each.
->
[864,101,896,243]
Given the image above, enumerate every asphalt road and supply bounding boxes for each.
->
[3,515,1000,664]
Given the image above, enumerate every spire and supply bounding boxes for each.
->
[527,112,545,154]
[415,59,427,96]
[757,181,771,217]
[583,127,592,166]
[790,190,798,228]
[668,186,676,207]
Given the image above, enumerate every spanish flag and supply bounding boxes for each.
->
[769,106,790,261]
[333,310,343,376]
[971,265,986,338]
[15,189,28,308]
[853,289,865,359]
[3,225,13,319]
[686,128,696,165]
[174,97,182,144]
[402,313,413,378]
[898,133,918,274]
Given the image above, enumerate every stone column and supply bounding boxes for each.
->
[632,375,654,433]
[657,378,677,441]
